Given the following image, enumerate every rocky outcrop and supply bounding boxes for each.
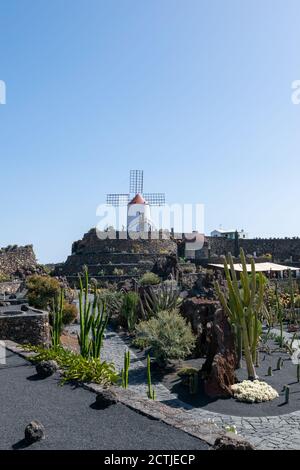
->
[24,420,45,443]
[0,245,43,279]
[212,435,255,450]
[152,253,180,280]
[180,297,219,357]
[36,360,59,378]
[202,308,237,398]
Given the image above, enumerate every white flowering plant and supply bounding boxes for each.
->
[231,380,279,403]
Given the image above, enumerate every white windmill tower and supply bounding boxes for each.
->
[106,170,165,233]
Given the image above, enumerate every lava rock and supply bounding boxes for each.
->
[24,420,45,444]
[213,435,255,450]
[95,388,118,408]
[202,308,237,398]
[35,360,59,378]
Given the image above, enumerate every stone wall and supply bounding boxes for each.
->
[0,311,50,345]
[0,281,23,295]
[0,245,41,278]
[58,228,177,278]
[197,237,300,264]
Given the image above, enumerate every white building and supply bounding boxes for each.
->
[210,228,248,240]
[127,193,154,233]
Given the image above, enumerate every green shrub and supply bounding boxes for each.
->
[0,273,10,282]
[135,309,195,365]
[177,367,199,378]
[140,272,160,286]
[28,346,118,386]
[26,275,61,310]
[182,264,196,274]
[98,289,124,316]
[62,303,78,325]
[131,336,149,350]
[113,268,124,276]
[121,291,139,331]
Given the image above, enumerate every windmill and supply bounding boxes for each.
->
[106,170,165,232]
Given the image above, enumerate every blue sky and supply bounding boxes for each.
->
[0,0,300,263]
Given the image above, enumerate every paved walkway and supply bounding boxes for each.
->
[96,327,300,450]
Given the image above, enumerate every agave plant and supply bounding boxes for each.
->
[140,283,182,319]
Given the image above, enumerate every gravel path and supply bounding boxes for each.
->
[0,350,209,450]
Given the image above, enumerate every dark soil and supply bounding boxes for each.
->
[127,331,300,417]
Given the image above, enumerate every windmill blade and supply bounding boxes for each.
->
[130,169,144,194]
[143,193,165,206]
[106,194,129,206]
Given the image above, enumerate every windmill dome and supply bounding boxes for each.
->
[128,193,147,205]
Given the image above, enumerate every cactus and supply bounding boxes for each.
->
[277,357,283,370]
[78,267,108,359]
[121,350,130,388]
[51,288,64,348]
[275,284,284,348]
[289,270,296,324]
[121,292,139,332]
[147,354,156,399]
[214,248,265,380]
[189,372,198,395]
[255,350,260,368]
[284,385,290,404]
[267,366,273,376]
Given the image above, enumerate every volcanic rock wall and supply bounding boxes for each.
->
[198,237,300,263]
[57,228,178,278]
[0,245,40,278]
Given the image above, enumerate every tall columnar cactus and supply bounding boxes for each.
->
[51,288,64,348]
[121,350,130,388]
[275,283,284,348]
[147,354,156,399]
[214,248,265,380]
[289,269,296,324]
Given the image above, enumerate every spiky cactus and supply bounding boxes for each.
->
[121,350,130,388]
[214,248,265,380]
[147,354,156,399]
[78,267,108,359]
[284,385,290,404]
[51,288,64,348]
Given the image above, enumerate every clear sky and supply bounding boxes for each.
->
[0,0,300,263]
